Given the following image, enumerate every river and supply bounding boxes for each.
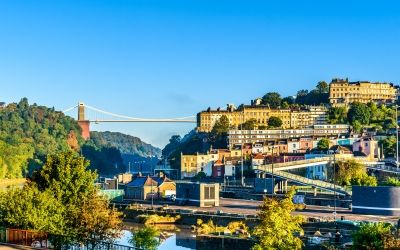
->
[117,222,196,250]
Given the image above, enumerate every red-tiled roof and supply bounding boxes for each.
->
[253,154,265,160]
[214,160,224,166]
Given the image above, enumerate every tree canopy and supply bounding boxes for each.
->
[261,92,282,108]
[335,159,377,187]
[352,222,400,250]
[241,118,258,130]
[379,136,397,158]
[328,107,348,124]
[0,152,122,248]
[211,115,230,135]
[295,82,329,105]
[268,116,283,128]
[131,226,160,250]
[0,98,83,178]
[347,102,372,126]
[317,138,330,151]
[0,98,159,178]
[252,188,304,250]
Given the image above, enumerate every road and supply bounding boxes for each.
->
[136,198,400,223]
[0,244,33,250]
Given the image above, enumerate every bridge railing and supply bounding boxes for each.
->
[366,164,400,173]
[260,167,348,194]
[256,157,332,170]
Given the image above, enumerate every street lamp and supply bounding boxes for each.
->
[241,110,244,186]
[396,104,399,168]
[271,146,275,198]
[333,152,337,221]
[330,148,339,221]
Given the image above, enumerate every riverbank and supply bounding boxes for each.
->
[0,179,26,190]
[124,207,258,227]
[117,197,400,223]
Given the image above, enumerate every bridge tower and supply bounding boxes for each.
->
[77,102,90,140]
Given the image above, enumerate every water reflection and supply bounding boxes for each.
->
[117,222,196,250]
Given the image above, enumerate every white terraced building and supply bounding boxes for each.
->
[228,124,350,146]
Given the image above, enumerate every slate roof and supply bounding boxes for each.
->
[127,175,174,188]
[126,176,158,187]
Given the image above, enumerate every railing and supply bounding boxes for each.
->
[256,157,386,171]
[256,157,331,170]
[260,167,349,195]
[68,242,140,250]
[0,227,141,250]
[366,164,400,174]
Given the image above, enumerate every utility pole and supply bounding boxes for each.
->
[333,152,337,221]
[151,177,154,210]
[241,110,244,186]
[396,104,399,168]
[271,146,274,198]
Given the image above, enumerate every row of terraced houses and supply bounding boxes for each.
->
[184,78,396,180]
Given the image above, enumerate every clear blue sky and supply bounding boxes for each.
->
[1,0,400,148]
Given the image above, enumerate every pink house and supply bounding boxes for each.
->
[352,138,379,159]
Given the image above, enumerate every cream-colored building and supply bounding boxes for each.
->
[228,124,350,146]
[329,78,398,106]
[197,105,328,132]
[180,153,212,178]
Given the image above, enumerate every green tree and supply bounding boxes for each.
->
[348,102,372,126]
[194,171,207,180]
[335,160,377,187]
[26,152,122,248]
[380,136,397,158]
[241,118,258,130]
[252,188,304,250]
[131,226,160,250]
[316,81,329,93]
[381,177,400,187]
[258,125,268,130]
[268,116,283,128]
[211,115,230,135]
[317,138,330,151]
[328,107,348,124]
[0,98,84,178]
[162,135,181,158]
[281,101,290,109]
[0,185,65,236]
[262,92,282,108]
[281,96,295,105]
[352,222,400,250]
[352,120,363,133]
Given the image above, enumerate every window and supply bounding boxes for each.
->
[204,186,216,199]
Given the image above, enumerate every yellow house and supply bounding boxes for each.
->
[180,153,211,179]
[181,153,197,178]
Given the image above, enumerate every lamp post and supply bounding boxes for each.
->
[151,178,154,210]
[271,146,275,198]
[396,104,399,168]
[333,152,337,221]
[241,110,244,186]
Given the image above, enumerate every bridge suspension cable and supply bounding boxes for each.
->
[83,104,195,121]
[62,103,196,123]
[62,105,78,113]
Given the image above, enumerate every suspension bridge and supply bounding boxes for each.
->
[63,102,196,139]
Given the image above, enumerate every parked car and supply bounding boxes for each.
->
[165,194,176,201]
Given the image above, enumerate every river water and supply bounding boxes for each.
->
[117,222,196,250]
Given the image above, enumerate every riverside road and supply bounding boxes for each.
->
[135,198,400,223]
